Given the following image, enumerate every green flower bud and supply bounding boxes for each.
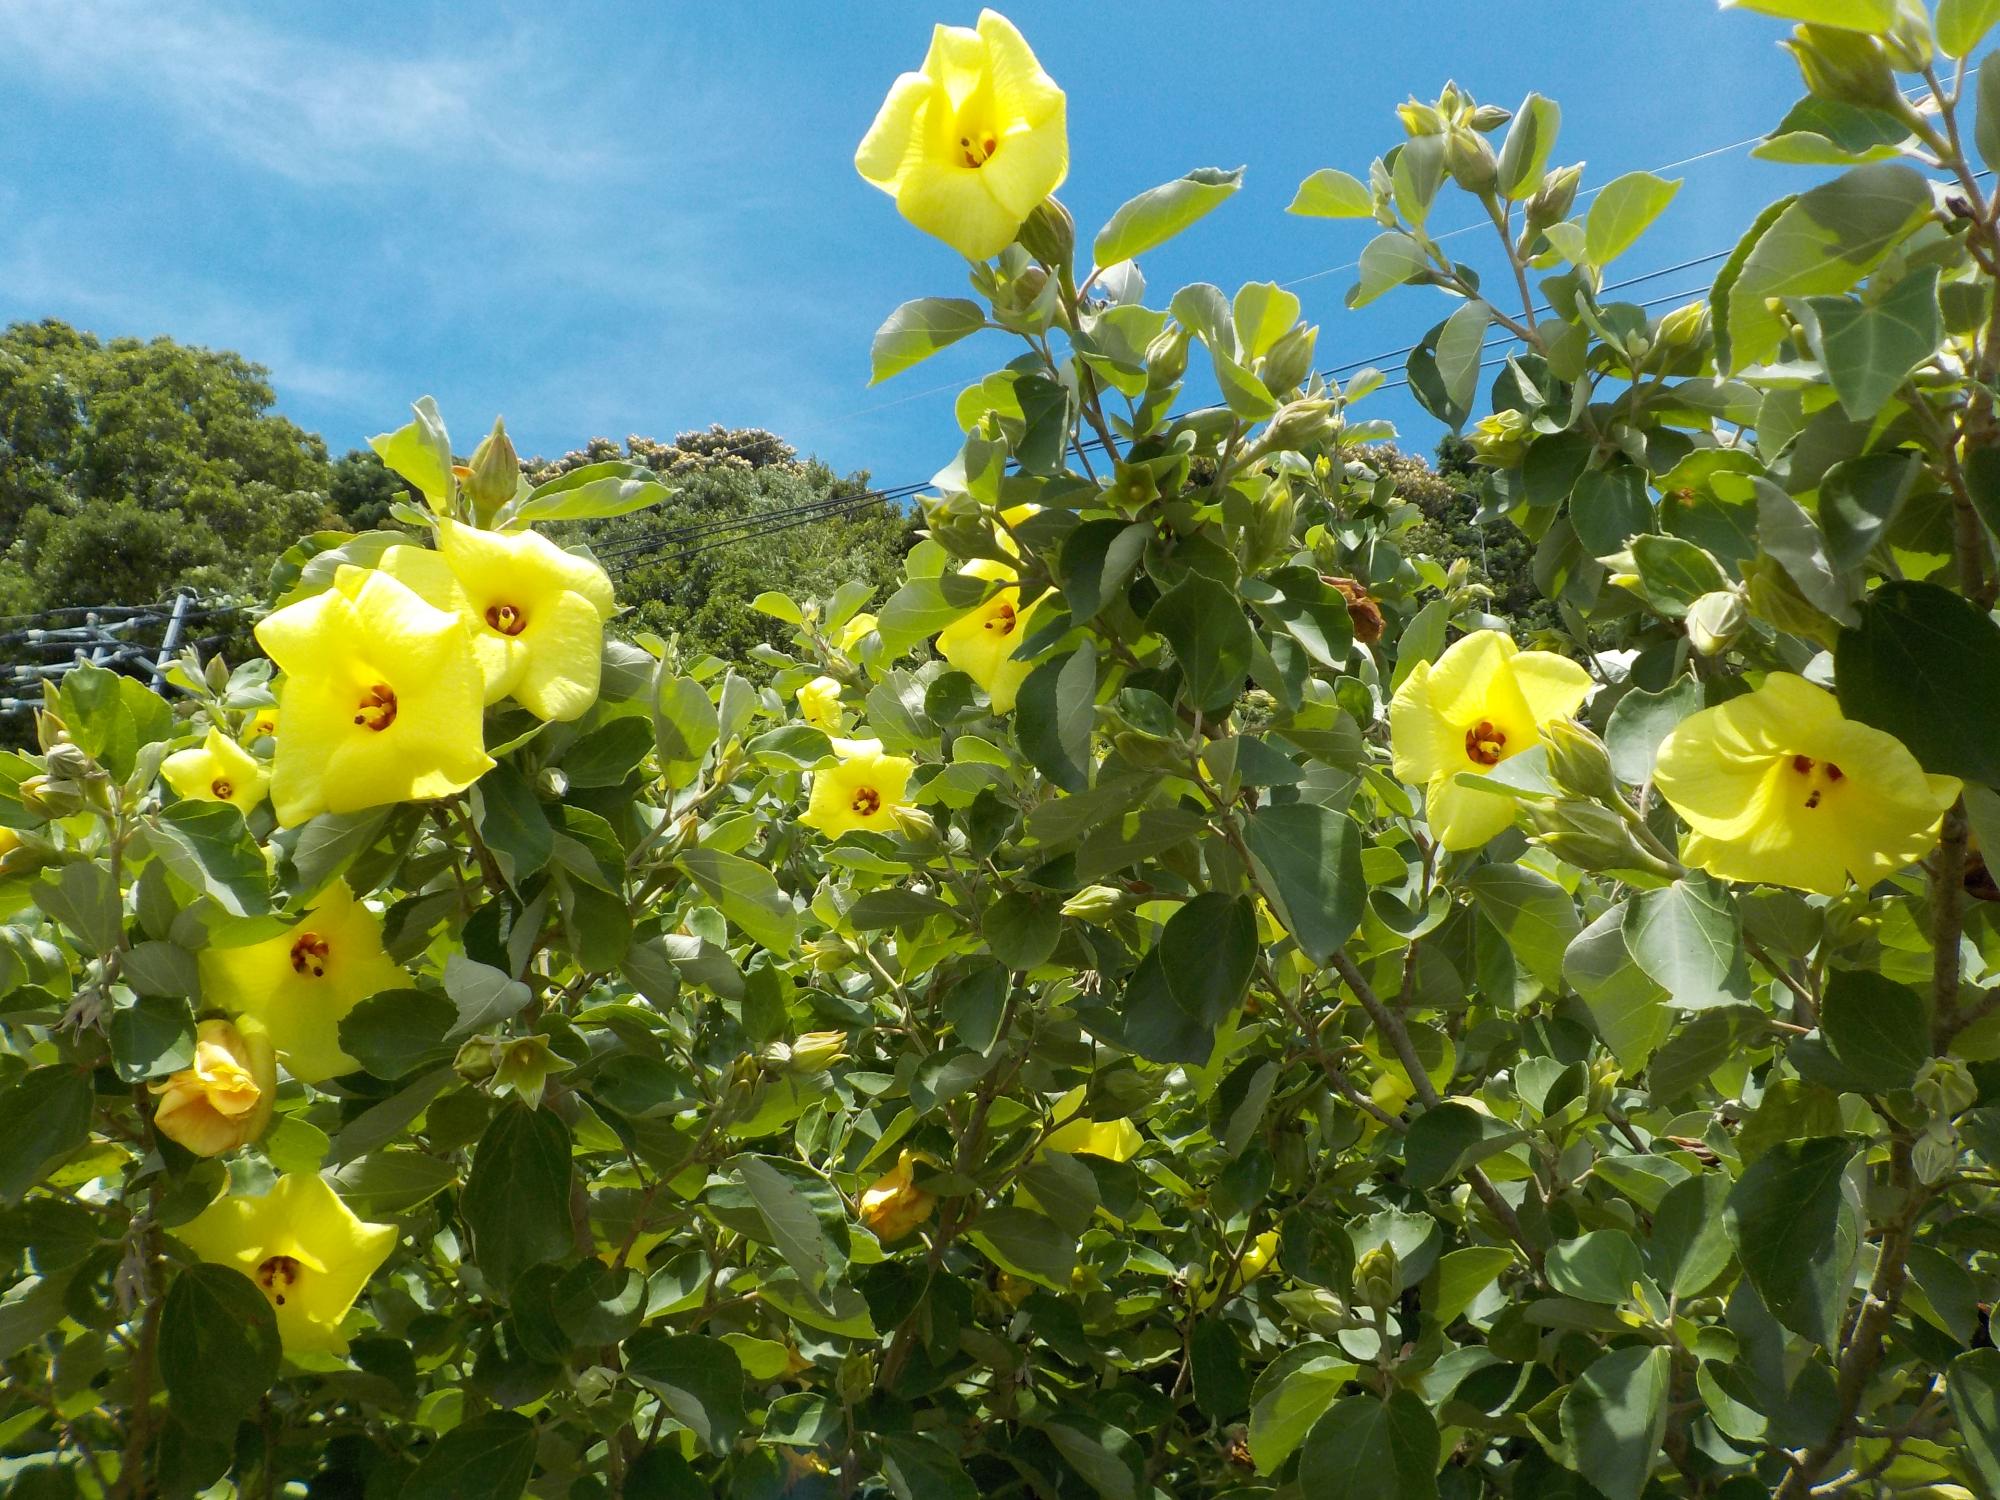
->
[17,774,84,819]
[1524,163,1583,234]
[1274,1287,1350,1335]
[1883,0,1934,72]
[1259,322,1319,395]
[43,742,93,782]
[1437,81,1467,121]
[1469,408,1532,467]
[1655,300,1711,352]
[1146,326,1191,388]
[1397,99,1447,137]
[787,1030,849,1073]
[1915,1057,1978,1119]
[891,804,938,842]
[1249,398,1340,459]
[454,1037,499,1081]
[461,417,521,519]
[1784,25,1902,113]
[1686,590,1748,657]
[1521,800,1670,875]
[1445,127,1498,195]
[1061,884,1125,923]
[1468,103,1514,133]
[1355,1244,1399,1311]
[1542,720,1621,804]
[837,1350,877,1405]
[1017,197,1077,270]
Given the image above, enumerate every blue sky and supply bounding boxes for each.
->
[0,1,1817,481]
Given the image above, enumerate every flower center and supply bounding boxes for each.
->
[1788,754,1845,810]
[256,1254,303,1308]
[352,683,398,731]
[984,601,1018,637]
[850,786,882,817]
[958,131,999,169]
[484,602,528,637]
[290,932,331,978]
[1464,719,1509,767]
[210,777,233,800]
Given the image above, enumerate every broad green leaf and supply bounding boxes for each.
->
[732,1154,846,1297]
[1564,907,1671,1072]
[1720,162,1931,372]
[879,1433,978,1500]
[108,995,195,1082]
[1720,0,1895,27]
[1234,281,1302,361]
[404,1413,537,1500]
[1584,172,1680,266]
[331,1149,458,1218]
[1093,167,1244,268]
[1836,580,2000,786]
[443,953,533,1039]
[1148,575,1253,713]
[1649,1005,1772,1103]
[869,298,986,385]
[146,801,272,918]
[1298,1389,1440,1500]
[158,1265,281,1438]
[462,1101,573,1298]
[1981,53,2000,175]
[1465,863,1576,991]
[1161,892,1257,1027]
[1623,878,1752,1011]
[676,848,798,953]
[966,1205,1076,1291]
[1241,803,1366,964]
[1287,167,1374,218]
[1725,1135,1858,1346]
[1431,1246,1515,1324]
[1060,519,1152,622]
[1629,534,1730,617]
[1819,451,1919,571]
[340,988,456,1079]
[1820,968,1929,1091]
[1649,1172,1735,1297]
[1805,265,1942,421]
[1948,1349,2000,1491]
[1605,677,1701,786]
[1496,94,1561,199]
[1545,1229,1645,1305]
[1248,1347,1359,1473]
[1191,1318,1251,1421]
[508,460,671,525]
[1348,232,1428,309]
[653,672,719,786]
[1559,1345,1671,1500]
[31,860,122,954]
[1015,643,1097,794]
[1403,1102,1522,1190]
[368,396,453,504]
[1940,0,2000,54]
[0,1067,91,1203]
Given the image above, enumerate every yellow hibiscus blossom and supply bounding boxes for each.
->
[149,1017,276,1158]
[161,728,269,816]
[796,675,844,732]
[1653,672,1960,895]
[801,737,915,838]
[255,566,492,827]
[198,881,407,1084]
[1390,629,1595,851]
[837,613,878,653]
[858,1150,936,1242]
[173,1172,397,1354]
[936,558,1042,714]
[854,10,1068,262]
[244,706,279,742]
[1041,1087,1141,1160]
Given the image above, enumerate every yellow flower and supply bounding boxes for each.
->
[858,1150,936,1242]
[172,1172,397,1354]
[198,882,407,1084]
[149,1018,276,1158]
[1041,1089,1141,1160]
[935,558,1042,714]
[854,10,1068,261]
[1194,1229,1280,1309]
[801,737,915,838]
[796,675,844,732]
[837,613,878,653]
[1390,629,1595,851]
[255,565,493,827]
[1653,673,1960,895]
[244,706,279,741]
[161,728,269,815]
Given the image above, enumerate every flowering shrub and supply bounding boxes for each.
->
[7,3,2000,1496]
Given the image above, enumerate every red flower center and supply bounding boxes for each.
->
[256,1254,302,1307]
[1464,719,1508,766]
[984,602,1017,637]
[352,683,397,731]
[959,133,998,168]
[484,602,528,637]
[851,786,882,817]
[210,778,233,800]
[290,932,331,978]
[1789,755,1843,810]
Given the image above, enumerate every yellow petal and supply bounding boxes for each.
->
[377,543,523,703]
[1509,650,1596,724]
[894,161,1030,262]
[511,588,607,722]
[801,748,914,838]
[855,71,940,193]
[1425,772,1519,852]
[797,676,843,731]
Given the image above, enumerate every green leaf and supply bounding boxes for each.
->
[368,396,453,504]
[1584,172,1681,266]
[158,1264,281,1438]
[31,859,122,953]
[1836,580,2000,786]
[403,1412,538,1500]
[1403,1102,1522,1190]
[676,848,798,953]
[0,1067,91,1203]
[1559,1345,1671,1500]
[109,995,195,1082]
[1240,803,1366,964]
[1060,519,1152,623]
[340,988,456,1079]
[1545,1229,1646,1305]
[285,809,391,900]
[1093,167,1243,268]
[1648,1005,1772,1103]
[1496,94,1561,199]
[653,672,719,787]
[147,802,272,918]
[1629,534,1730,617]
[1348,232,1428,309]
[508,461,670,525]
[462,1101,573,1298]
[1161,893,1257,1027]
[1819,452,1919,572]
[879,1433,978,1500]
[1248,1346,1358,1474]
[966,1206,1076,1291]
[1605,677,1701,786]
[1726,1136,1858,1346]
[1298,1389,1440,1500]
[1981,53,2000,175]
[443,953,533,1039]
[1941,0,2000,54]
[1820,967,1929,1091]
[561,715,655,788]
[330,1149,458,1217]
[1234,282,1302,361]
[1623,878,1751,1011]
[1465,863,1576,991]
[1565,908,1671,1074]
[732,1154,845,1297]
[1148,575,1252,713]
[870,298,986,384]
[1191,1318,1251,1421]
[1948,1349,2000,1491]
[1431,1246,1515,1324]
[1015,643,1096,794]
[1649,1171,1735,1298]
[1720,162,1931,372]
[1806,266,1942,421]
[1287,167,1374,218]
[985,890,1061,970]
[1720,0,1894,26]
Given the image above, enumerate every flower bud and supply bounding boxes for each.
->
[460,417,521,519]
[1275,1287,1350,1334]
[492,1034,572,1108]
[1655,300,1710,353]
[1445,128,1498,195]
[1521,800,1669,875]
[17,774,84,819]
[891,804,938,842]
[1587,1057,1622,1118]
[1017,197,1076,271]
[1883,0,1934,72]
[1915,1057,1978,1119]
[1322,576,1384,646]
[1355,1244,1399,1311]
[1252,398,1340,458]
[149,1018,276,1157]
[1784,25,1902,113]
[1061,884,1124,922]
[1468,408,1532,467]
[44,742,93,782]
[1524,163,1583,234]
[536,766,570,800]
[454,1037,499,1081]
[1686,590,1748,657]
[787,1030,849,1073]
[1145,326,1191,388]
[1397,99,1446,137]
[1259,322,1319,394]
[1468,103,1514,133]
[858,1150,936,1243]
[1543,720,1621,803]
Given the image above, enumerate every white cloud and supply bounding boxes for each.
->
[0,0,617,184]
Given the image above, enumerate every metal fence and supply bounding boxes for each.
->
[0,595,247,716]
